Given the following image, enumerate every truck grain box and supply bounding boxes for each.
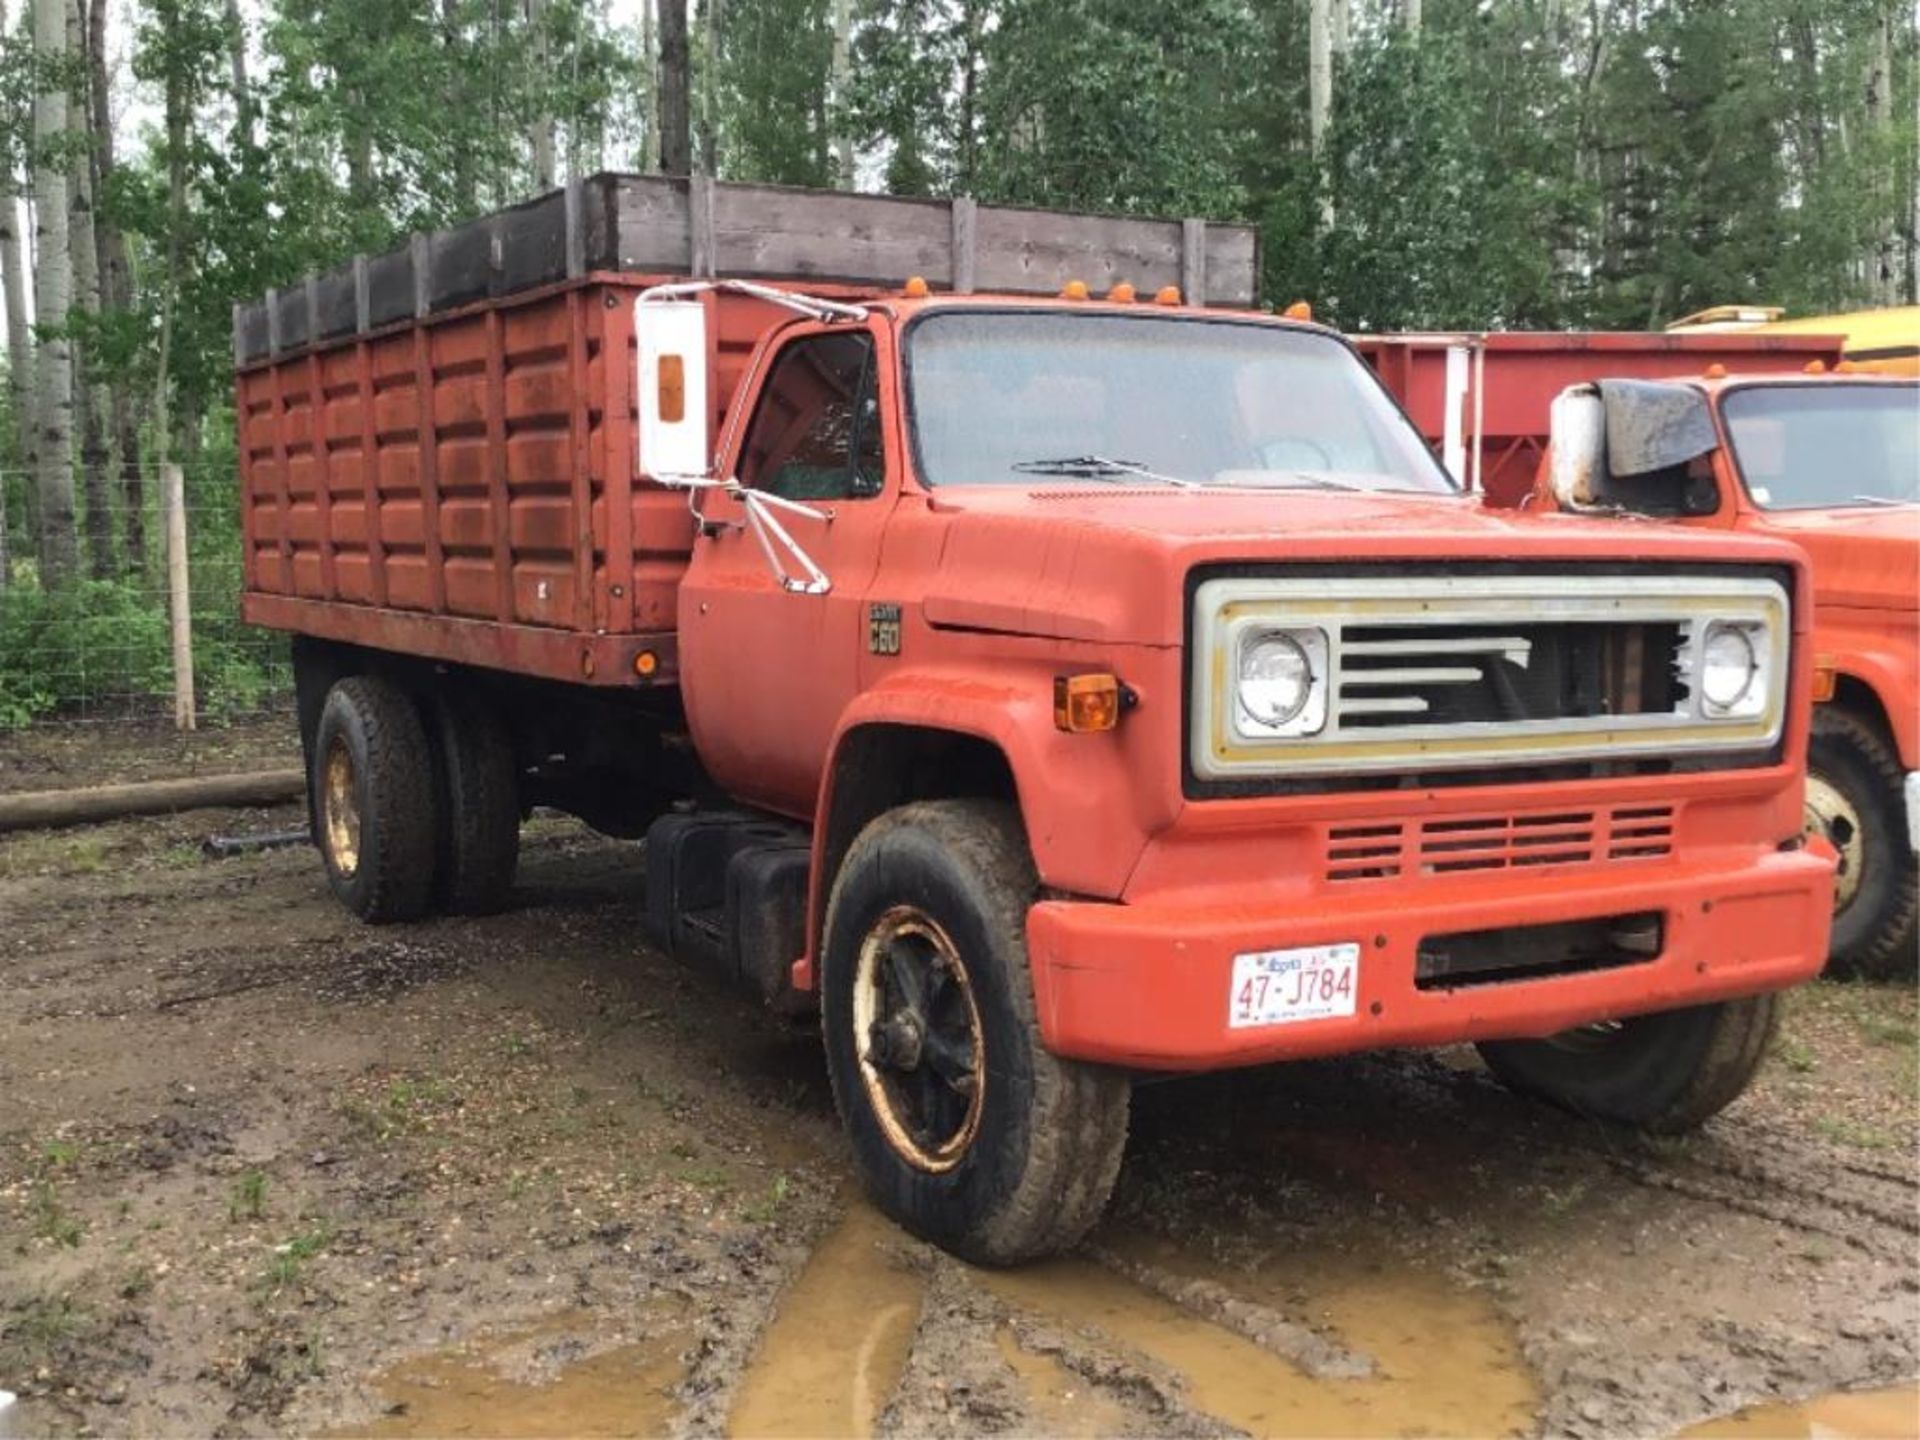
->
[238,175,1835,1263]
[1445,358,1914,979]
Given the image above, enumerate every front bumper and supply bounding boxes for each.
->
[1025,847,1834,1070]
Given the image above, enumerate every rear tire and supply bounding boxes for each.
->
[1806,706,1917,980]
[312,676,438,924]
[1476,994,1780,1134]
[821,800,1130,1265]
[428,693,520,915]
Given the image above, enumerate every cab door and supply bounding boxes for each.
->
[677,321,899,817]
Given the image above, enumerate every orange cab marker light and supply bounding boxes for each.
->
[1804,360,1827,374]
[1061,279,1090,301]
[1154,285,1182,306]
[1054,674,1122,733]
[903,275,930,298]
[1703,362,1727,379]
[1108,281,1136,303]
[1811,662,1837,704]
[635,649,659,678]
[1282,300,1313,321]
[1835,359,1858,374]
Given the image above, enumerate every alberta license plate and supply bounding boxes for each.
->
[1228,943,1360,1029]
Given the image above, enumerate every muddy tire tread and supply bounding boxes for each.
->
[430,694,520,915]
[315,675,437,924]
[1811,705,1918,980]
[824,799,1129,1265]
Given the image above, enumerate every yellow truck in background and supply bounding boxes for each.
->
[1667,304,1920,376]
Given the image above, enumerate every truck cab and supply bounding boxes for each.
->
[1535,371,1918,976]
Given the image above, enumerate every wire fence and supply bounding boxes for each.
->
[0,461,294,732]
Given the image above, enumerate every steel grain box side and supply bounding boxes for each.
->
[239,277,697,686]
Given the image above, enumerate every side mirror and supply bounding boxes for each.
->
[1548,386,1606,508]
[637,299,711,480]
[1549,380,1721,517]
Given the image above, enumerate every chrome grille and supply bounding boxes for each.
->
[1324,804,1676,883]
[1335,621,1687,730]
[1189,572,1790,784]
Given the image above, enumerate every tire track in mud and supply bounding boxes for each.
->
[1350,1047,1919,1259]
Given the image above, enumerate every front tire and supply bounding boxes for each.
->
[312,676,438,924]
[1805,707,1918,980]
[1476,994,1780,1134]
[821,800,1129,1265]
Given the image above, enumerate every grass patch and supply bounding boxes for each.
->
[230,1168,268,1222]
[1775,1037,1818,1074]
[740,1172,794,1224]
[340,1073,454,1143]
[1812,1115,1897,1151]
[263,1224,334,1293]
[0,1294,92,1368]
[32,1180,83,1247]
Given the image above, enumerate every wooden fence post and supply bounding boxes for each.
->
[164,461,196,731]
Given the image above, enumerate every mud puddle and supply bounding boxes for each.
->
[1682,1382,1919,1439]
[981,1234,1535,1437]
[328,1307,691,1439]
[727,1204,927,1438]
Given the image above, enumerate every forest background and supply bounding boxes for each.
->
[0,0,1912,724]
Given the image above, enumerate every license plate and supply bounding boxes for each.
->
[1228,943,1360,1029]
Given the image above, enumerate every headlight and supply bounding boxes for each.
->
[1699,620,1765,716]
[1235,628,1328,737]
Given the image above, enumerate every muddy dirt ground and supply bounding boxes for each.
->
[1,726,1916,1438]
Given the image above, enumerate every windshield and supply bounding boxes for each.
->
[904,310,1454,492]
[1722,382,1920,509]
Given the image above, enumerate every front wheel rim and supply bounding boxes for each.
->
[321,738,362,879]
[1804,772,1865,914]
[852,906,986,1173]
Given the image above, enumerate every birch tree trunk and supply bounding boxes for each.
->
[0,188,16,583]
[1866,12,1895,304]
[0,194,30,468]
[89,0,143,573]
[1403,0,1421,36]
[639,0,659,171]
[224,0,254,149]
[68,0,110,579]
[658,0,691,177]
[527,0,555,189]
[30,0,76,587]
[1309,0,1333,230]
[830,0,854,189]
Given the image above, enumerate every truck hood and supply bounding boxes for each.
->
[1758,506,1920,615]
[918,486,1806,646]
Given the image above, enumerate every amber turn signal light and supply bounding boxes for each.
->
[1810,662,1836,703]
[1054,673,1123,733]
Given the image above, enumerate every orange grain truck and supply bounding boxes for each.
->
[237,177,1834,1262]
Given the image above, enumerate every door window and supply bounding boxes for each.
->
[739,331,885,502]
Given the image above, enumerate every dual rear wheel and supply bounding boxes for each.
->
[311,675,519,924]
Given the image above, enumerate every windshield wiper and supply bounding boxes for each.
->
[1009,454,1198,488]
[1850,494,1916,507]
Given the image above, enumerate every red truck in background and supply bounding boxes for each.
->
[1365,334,1916,976]
[236,177,1835,1262]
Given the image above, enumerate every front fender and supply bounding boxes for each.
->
[1816,609,1919,766]
[796,660,1180,987]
